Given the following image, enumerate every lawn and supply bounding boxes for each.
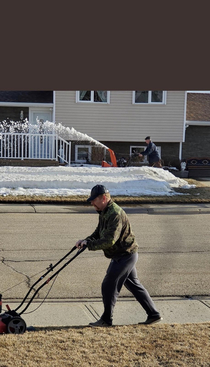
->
[0,323,210,367]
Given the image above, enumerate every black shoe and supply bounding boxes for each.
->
[89,319,112,327]
[139,315,163,325]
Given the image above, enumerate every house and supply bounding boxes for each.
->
[182,92,210,177]
[183,91,210,158]
[1,90,208,168]
[54,91,186,166]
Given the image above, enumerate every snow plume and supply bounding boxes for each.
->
[44,122,109,149]
[0,119,108,150]
[0,119,29,133]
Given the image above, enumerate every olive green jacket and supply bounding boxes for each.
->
[86,200,138,258]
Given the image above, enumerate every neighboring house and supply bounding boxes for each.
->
[1,90,208,166]
[0,91,59,164]
[183,92,210,159]
[0,91,53,124]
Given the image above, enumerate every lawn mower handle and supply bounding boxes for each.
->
[14,245,78,313]
[16,245,87,316]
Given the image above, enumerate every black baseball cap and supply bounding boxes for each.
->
[145,136,150,140]
[87,185,109,202]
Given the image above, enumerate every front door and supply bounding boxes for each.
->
[29,108,53,159]
[29,108,53,126]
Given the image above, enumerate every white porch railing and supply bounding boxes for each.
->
[0,132,71,166]
[56,136,71,165]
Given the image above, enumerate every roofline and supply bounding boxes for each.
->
[186,90,210,93]
[0,102,53,107]
[186,120,210,126]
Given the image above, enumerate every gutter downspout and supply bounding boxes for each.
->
[53,91,56,123]
[179,142,182,161]
[180,90,188,161]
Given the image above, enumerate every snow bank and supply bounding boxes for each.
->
[0,166,195,197]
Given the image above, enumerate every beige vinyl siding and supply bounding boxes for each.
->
[55,91,185,143]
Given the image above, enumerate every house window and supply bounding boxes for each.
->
[76,91,110,103]
[133,91,166,104]
[75,145,91,163]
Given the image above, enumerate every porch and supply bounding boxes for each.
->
[0,132,71,166]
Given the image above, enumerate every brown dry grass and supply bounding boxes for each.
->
[0,179,210,205]
[0,323,210,367]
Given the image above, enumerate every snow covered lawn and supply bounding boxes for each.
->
[0,165,195,197]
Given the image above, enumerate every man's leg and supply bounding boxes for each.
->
[90,252,161,327]
[124,265,160,317]
[100,253,138,325]
[152,160,162,168]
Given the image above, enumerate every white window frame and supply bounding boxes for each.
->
[130,145,161,163]
[76,91,110,104]
[132,91,167,105]
[75,145,91,163]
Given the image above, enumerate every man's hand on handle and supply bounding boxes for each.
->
[76,239,87,249]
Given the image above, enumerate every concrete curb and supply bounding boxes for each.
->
[2,297,210,329]
[1,203,210,214]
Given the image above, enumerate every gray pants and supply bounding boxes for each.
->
[101,252,160,325]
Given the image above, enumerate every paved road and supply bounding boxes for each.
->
[0,204,210,302]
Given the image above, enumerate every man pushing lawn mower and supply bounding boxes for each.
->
[76,185,162,327]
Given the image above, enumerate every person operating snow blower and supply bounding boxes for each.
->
[76,184,162,327]
[139,136,162,168]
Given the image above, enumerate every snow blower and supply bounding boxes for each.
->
[0,245,86,334]
[102,148,118,167]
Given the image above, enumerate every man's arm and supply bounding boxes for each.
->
[140,142,153,157]
[87,214,122,251]
[75,225,100,249]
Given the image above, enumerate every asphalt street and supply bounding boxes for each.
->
[1,203,210,298]
[0,202,210,328]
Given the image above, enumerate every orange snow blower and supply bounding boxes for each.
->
[102,148,118,167]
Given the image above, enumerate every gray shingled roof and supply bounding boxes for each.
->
[0,91,53,103]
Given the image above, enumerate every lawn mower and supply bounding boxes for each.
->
[0,245,86,334]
